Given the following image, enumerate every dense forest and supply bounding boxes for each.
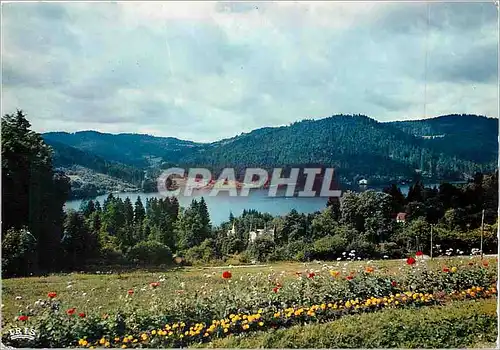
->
[2,110,498,277]
[43,114,498,195]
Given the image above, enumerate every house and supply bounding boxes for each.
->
[358,179,368,185]
[396,212,407,223]
[248,225,275,242]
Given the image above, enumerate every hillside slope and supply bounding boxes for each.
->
[389,114,498,165]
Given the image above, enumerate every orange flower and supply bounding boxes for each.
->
[482,260,489,267]
[365,267,374,273]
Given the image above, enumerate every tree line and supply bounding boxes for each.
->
[2,111,498,277]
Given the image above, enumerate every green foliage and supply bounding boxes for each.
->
[127,241,173,265]
[248,235,275,262]
[1,228,38,277]
[310,235,347,260]
[184,239,218,264]
[2,110,70,275]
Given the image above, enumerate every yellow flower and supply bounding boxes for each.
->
[141,334,148,341]
[345,301,352,308]
[258,322,264,326]
[114,338,120,342]
[104,342,110,348]
[451,267,457,273]
[223,328,229,333]
[204,333,209,337]
[151,330,156,335]
[99,338,106,345]
[330,270,340,277]
[121,346,126,349]
[274,312,281,318]
[127,335,133,340]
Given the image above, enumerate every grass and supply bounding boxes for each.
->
[2,256,495,322]
[197,298,498,348]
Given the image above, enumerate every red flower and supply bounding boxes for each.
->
[391,280,397,287]
[468,262,474,266]
[66,308,76,316]
[346,275,354,280]
[272,287,279,293]
[222,271,232,279]
[442,267,450,273]
[308,272,316,279]
[18,315,28,321]
[127,289,134,295]
[276,282,282,288]
[150,282,160,288]
[406,257,416,265]
[416,251,423,256]
[482,260,489,267]
[78,313,86,318]
[47,292,57,299]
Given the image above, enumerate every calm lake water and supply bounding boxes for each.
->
[65,183,459,226]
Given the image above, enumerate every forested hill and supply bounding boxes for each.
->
[43,114,498,183]
[43,130,203,167]
[45,139,145,185]
[388,114,498,165]
[181,114,495,180]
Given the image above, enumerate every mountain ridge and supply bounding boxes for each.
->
[42,114,498,192]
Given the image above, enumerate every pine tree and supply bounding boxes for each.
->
[134,196,146,225]
[2,110,70,274]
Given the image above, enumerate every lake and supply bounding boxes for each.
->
[65,182,460,226]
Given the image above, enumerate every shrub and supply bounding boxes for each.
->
[185,239,217,264]
[1,227,38,277]
[311,235,347,260]
[248,235,275,262]
[126,240,172,265]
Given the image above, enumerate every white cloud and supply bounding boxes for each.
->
[1,1,498,142]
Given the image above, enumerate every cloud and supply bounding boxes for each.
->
[1,1,498,142]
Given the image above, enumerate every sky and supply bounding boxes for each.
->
[1,1,498,142]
